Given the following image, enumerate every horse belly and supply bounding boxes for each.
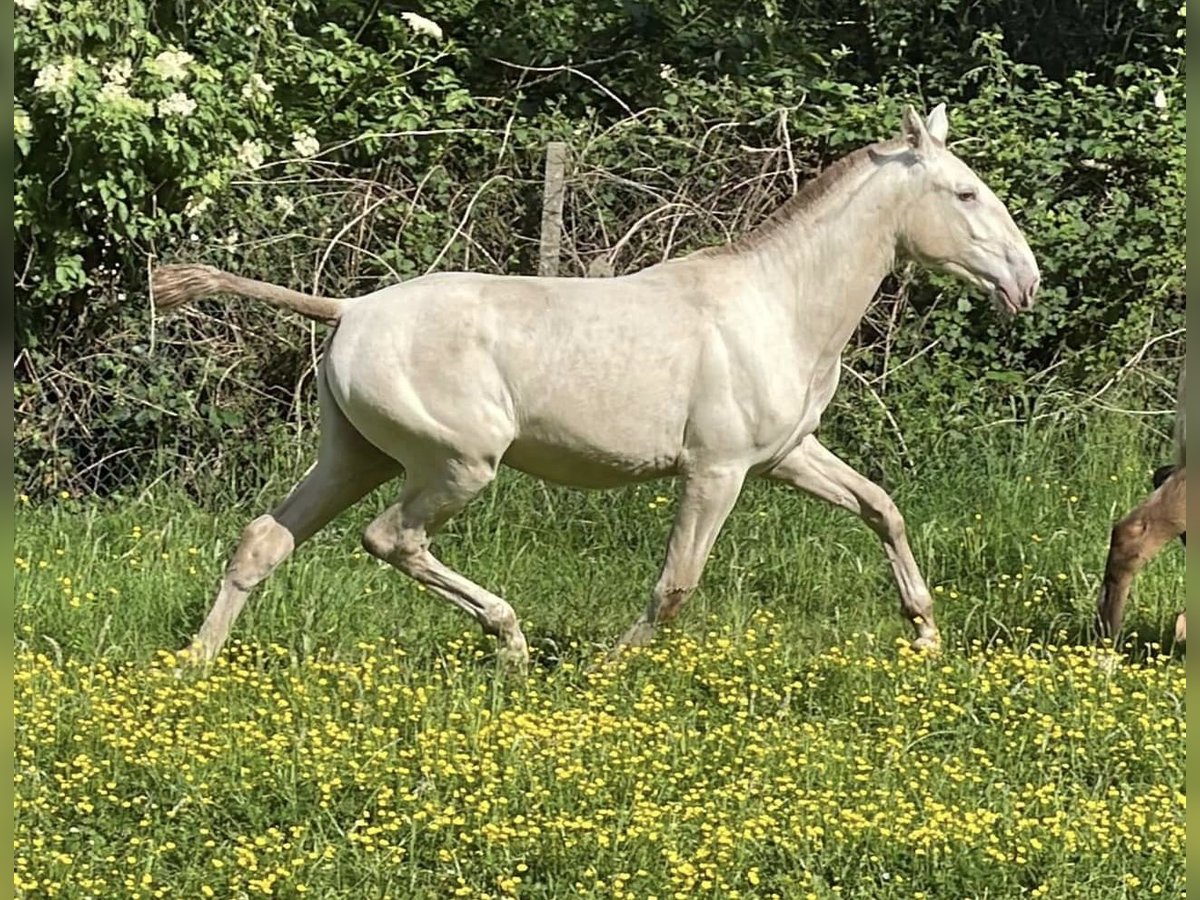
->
[503,397,684,487]
[502,437,678,488]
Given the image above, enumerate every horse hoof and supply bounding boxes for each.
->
[617,621,656,650]
[171,640,210,678]
[910,633,942,654]
[1093,649,1121,675]
[496,640,530,674]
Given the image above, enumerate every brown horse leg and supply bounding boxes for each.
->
[1096,468,1186,642]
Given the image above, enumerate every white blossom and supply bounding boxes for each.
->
[1154,88,1168,110]
[659,64,677,83]
[291,127,319,158]
[105,58,133,86]
[14,108,31,138]
[401,11,443,40]
[274,195,296,219]
[96,81,152,115]
[236,139,266,170]
[98,82,133,105]
[184,196,214,219]
[146,48,194,82]
[158,91,197,118]
[34,59,78,95]
[241,73,274,103]
[15,0,39,11]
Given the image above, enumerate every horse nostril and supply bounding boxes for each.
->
[1021,274,1040,309]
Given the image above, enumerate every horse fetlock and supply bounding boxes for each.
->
[496,639,530,673]
[482,604,522,641]
[906,602,939,647]
[360,520,396,560]
[239,513,285,545]
[653,585,694,623]
[487,611,528,669]
[1110,518,1149,561]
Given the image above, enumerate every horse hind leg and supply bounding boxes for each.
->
[181,381,400,664]
[361,456,529,669]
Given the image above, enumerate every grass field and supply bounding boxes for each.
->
[14,410,1185,898]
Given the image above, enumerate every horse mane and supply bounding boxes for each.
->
[699,137,909,256]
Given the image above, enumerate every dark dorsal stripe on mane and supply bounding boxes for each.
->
[700,137,909,256]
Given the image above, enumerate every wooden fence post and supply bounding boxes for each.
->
[538,142,567,277]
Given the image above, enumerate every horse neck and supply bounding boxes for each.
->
[742,163,906,341]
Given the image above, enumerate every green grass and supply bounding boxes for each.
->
[14,411,1186,898]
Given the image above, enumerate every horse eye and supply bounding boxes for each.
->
[956,189,977,202]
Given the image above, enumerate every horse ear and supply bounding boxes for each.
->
[901,105,933,157]
[925,103,948,144]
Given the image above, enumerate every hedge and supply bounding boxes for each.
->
[14,0,1184,497]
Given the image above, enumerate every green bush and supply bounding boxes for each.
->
[13,1,1184,498]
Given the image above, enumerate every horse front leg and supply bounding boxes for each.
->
[1096,466,1186,644]
[616,466,746,651]
[764,435,940,651]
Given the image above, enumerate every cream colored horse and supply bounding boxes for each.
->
[153,105,1039,667]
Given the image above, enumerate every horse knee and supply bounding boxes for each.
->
[1108,516,1148,567]
[881,504,906,540]
[227,515,294,591]
[863,491,905,541]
